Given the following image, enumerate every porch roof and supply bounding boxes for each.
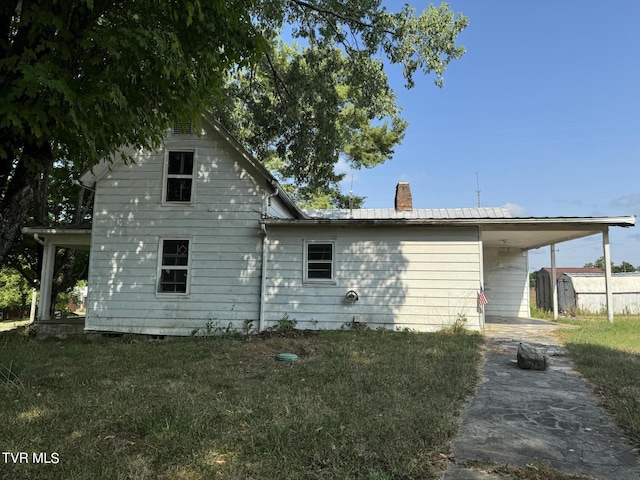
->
[262,215,636,250]
[22,226,92,250]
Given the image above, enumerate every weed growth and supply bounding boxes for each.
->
[0,360,22,388]
[442,313,469,334]
[272,313,297,332]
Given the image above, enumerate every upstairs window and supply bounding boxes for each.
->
[304,241,335,282]
[158,239,190,294]
[165,151,194,202]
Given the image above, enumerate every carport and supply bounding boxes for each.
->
[479,215,636,322]
[21,226,91,321]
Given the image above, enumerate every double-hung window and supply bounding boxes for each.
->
[304,241,335,282]
[165,151,194,203]
[158,239,190,294]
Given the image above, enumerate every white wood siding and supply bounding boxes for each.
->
[264,226,483,331]
[483,246,530,317]
[86,125,270,335]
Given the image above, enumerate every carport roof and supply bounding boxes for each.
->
[22,225,92,250]
[262,214,636,250]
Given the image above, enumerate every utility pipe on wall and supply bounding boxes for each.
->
[259,224,269,332]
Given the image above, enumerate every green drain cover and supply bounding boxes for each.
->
[276,353,298,362]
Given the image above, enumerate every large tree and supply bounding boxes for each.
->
[218,2,468,206]
[1,0,467,266]
[0,0,262,266]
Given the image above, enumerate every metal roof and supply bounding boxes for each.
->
[303,207,512,220]
[539,267,605,278]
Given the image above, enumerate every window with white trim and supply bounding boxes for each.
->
[304,241,335,282]
[158,239,190,293]
[165,151,194,202]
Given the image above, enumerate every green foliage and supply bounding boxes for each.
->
[341,317,371,330]
[0,267,32,311]
[442,312,469,334]
[218,2,468,205]
[1,0,468,266]
[190,319,246,340]
[272,313,298,332]
[1,0,261,167]
[0,0,263,264]
[584,257,638,272]
[530,305,554,320]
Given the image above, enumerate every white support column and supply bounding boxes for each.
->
[551,244,558,320]
[38,243,56,321]
[603,228,614,323]
[29,288,37,322]
[478,227,485,330]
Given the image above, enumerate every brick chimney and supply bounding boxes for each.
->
[395,182,412,211]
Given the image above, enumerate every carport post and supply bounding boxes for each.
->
[603,228,614,323]
[550,244,558,320]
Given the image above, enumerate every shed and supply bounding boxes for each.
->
[557,273,640,314]
[535,267,603,311]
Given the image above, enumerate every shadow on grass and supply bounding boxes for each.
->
[563,342,640,448]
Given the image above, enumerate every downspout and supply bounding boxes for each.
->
[259,183,279,332]
[33,233,45,246]
[259,223,269,332]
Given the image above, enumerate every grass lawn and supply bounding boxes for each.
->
[556,315,640,448]
[0,328,483,479]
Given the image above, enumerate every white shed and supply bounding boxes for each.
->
[557,273,640,315]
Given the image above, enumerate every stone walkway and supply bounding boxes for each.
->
[442,316,640,479]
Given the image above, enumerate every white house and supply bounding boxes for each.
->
[23,115,636,335]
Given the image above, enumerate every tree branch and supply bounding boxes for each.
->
[288,0,395,36]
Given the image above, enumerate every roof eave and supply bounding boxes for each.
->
[261,215,636,228]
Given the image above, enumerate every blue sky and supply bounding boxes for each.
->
[339,1,640,272]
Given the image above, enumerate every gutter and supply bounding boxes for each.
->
[260,215,636,228]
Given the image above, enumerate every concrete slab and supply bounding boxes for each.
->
[442,317,640,479]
